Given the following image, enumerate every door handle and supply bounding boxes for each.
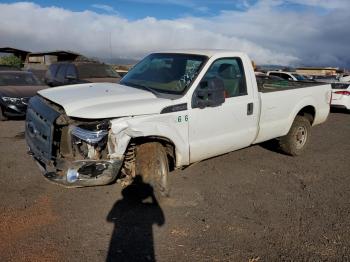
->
[247,103,254,115]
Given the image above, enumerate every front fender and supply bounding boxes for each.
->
[109,113,189,167]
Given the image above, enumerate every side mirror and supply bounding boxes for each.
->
[193,78,225,109]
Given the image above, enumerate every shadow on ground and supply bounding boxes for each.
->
[259,139,286,155]
[330,107,349,114]
[13,131,25,139]
[106,176,165,262]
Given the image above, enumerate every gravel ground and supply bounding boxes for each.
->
[0,110,349,262]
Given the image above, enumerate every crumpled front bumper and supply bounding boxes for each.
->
[26,95,124,188]
[31,155,123,188]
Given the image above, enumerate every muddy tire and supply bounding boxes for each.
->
[135,142,170,197]
[279,116,311,156]
[0,107,7,121]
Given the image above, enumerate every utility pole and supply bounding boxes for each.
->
[109,31,113,60]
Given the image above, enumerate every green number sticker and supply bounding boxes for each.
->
[177,115,188,123]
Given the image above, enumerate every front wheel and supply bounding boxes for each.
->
[0,107,8,121]
[135,142,170,198]
[279,116,311,156]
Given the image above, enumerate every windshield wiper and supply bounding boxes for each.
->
[122,81,159,96]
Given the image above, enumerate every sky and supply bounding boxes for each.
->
[0,0,349,67]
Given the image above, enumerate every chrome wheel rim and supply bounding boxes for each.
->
[295,126,307,149]
[156,157,168,193]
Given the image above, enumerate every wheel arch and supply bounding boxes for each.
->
[296,105,316,125]
[128,136,177,171]
[284,98,317,135]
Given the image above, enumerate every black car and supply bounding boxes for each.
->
[0,71,47,120]
[45,62,120,87]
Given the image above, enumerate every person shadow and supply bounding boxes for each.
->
[106,176,165,262]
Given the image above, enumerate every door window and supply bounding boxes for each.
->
[270,72,290,80]
[56,64,67,83]
[66,64,77,79]
[45,64,59,80]
[202,58,247,98]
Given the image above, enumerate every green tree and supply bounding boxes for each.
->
[0,55,23,68]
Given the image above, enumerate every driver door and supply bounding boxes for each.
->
[188,57,258,163]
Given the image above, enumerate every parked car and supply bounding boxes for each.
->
[267,71,307,81]
[0,71,47,120]
[339,75,350,82]
[255,72,283,80]
[23,50,82,81]
[26,50,331,196]
[45,62,121,87]
[330,83,350,111]
[311,75,350,110]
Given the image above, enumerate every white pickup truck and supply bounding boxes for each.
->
[25,50,331,196]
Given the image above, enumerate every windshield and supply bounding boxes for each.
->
[0,72,42,86]
[120,53,207,95]
[292,74,306,81]
[77,64,120,78]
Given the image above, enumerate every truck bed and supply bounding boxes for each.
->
[253,80,331,144]
[257,79,323,93]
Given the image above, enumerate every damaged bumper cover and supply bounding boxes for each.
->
[31,154,124,187]
[25,96,127,188]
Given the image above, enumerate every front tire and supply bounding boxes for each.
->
[279,116,311,156]
[0,107,8,121]
[135,142,170,197]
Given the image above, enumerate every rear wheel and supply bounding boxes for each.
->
[279,116,311,156]
[0,107,7,121]
[135,142,170,198]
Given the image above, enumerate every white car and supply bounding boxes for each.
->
[331,84,350,110]
[267,71,307,81]
[339,75,350,82]
[25,50,332,196]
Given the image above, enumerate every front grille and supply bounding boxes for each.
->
[25,96,61,164]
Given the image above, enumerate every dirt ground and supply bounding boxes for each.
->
[0,110,349,262]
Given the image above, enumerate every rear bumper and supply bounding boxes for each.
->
[30,153,123,187]
[331,104,348,110]
[331,96,350,110]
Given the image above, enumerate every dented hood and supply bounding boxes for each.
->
[38,83,171,119]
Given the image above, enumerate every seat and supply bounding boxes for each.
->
[217,63,239,97]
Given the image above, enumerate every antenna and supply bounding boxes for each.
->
[109,31,113,60]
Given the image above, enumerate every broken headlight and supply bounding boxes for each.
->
[71,126,108,144]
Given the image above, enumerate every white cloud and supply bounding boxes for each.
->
[0,1,349,67]
[91,4,119,14]
[286,0,349,9]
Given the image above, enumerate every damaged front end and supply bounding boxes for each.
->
[26,96,124,187]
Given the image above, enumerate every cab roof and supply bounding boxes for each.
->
[155,49,247,58]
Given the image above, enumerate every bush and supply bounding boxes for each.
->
[0,55,23,68]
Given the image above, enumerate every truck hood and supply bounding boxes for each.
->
[38,83,171,119]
